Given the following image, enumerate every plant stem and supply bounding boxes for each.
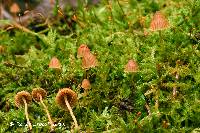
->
[155,98,159,111]
[22,97,32,130]
[145,103,151,116]
[64,96,78,129]
[116,0,126,18]
[155,88,159,112]
[39,95,54,131]
[173,73,179,98]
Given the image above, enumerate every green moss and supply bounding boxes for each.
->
[0,0,200,132]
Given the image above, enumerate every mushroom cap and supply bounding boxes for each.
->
[10,3,20,14]
[32,88,47,102]
[77,44,90,58]
[81,79,91,90]
[124,59,138,73]
[15,91,32,108]
[82,52,98,69]
[150,11,169,31]
[56,88,77,110]
[49,57,62,69]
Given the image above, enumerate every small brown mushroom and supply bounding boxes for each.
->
[124,59,138,73]
[49,57,62,70]
[15,91,32,130]
[81,79,91,96]
[10,3,20,15]
[150,11,169,31]
[55,88,78,129]
[32,88,54,131]
[77,44,90,58]
[82,52,98,69]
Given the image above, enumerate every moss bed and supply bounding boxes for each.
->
[0,0,200,132]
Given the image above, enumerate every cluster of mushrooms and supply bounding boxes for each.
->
[15,88,78,131]
[14,11,169,131]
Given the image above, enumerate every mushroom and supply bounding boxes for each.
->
[81,79,91,96]
[55,88,78,129]
[82,52,98,69]
[124,59,139,92]
[77,44,90,58]
[124,59,138,73]
[10,3,20,15]
[77,44,98,78]
[49,57,62,70]
[149,11,169,41]
[10,3,20,20]
[150,11,169,31]
[32,88,54,131]
[15,91,32,130]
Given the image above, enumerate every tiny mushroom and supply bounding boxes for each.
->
[77,44,90,58]
[81,79,91,96]
[56,88,79,130]
[82,52,98,69]
[49,57,62,69]
[10,3,20,15]
[124,59,138,73]
[150,11,169,31]
[32,88,54,131]
[15,91,32,130]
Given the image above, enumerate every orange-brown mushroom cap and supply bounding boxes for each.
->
[10,3,20,14]
[82,52,98,69]
[150,11,169,31]
[49,57,62,69]
[32,88,47,102]
[56,88,77,110]
[81,79,91,90]
[77,44,90,58]
[15,91,32,108]
[124,59,139,73]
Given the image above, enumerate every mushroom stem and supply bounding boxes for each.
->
[64,96,78,129]
[22,97,32,130]
[84,69,88,79]
[83,90,88,97]
[172,86,177,98]
[39,94,54,131]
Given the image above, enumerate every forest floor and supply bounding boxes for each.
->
[0,0,200,132]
